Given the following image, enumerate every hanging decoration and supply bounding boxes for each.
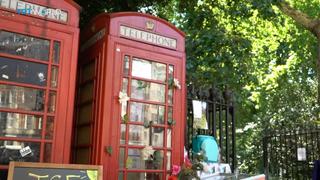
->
[119,91,130,123]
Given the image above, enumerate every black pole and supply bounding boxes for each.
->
[231,106,236,172]
[225,104,229,164]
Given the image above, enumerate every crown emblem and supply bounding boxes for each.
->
[146,21,155,30]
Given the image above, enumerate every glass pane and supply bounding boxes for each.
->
[48,91,56,113]
[121,101,127,121]
[76,126,91,145]
[127,173,163,180]
[50,66,58,88]
[45,116,54,139]
[128,125,149,146]
[168,89,173,104]
[131,80,165,103]
[118,172,123,180]
[132,57,166,82]
[168,65,174,104]
[81,61,95,82]
[78,104,92,125]
[0,140,40,165]
[75,148,90,164]
[152,127,164,147]
[43,143,52,162]
[80,82,94,103]
[122,78,128,93]
[0,30,50,61]
[127,149,163,170]
[167,129,172,148]
[53,41,61,64]
[119,148,125,169]
[120,124,126,145]
[0,84,45,111]
[0,57,48,86]
[130,102,164,124]
[168,107,173,123]
[167,151,171,170]
[0,112,42,138]
[123,55,130,75]
[169,65,174,79]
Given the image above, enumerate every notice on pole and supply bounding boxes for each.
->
[297,147,306,161]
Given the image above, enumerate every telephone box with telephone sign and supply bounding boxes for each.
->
[0,0,80,178]
[73,12,186,180]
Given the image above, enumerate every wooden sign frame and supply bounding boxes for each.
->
[7,162,103,180]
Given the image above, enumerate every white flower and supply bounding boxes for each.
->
[174,78,181,89]
[119,91,130,104]
[141,146,154,160]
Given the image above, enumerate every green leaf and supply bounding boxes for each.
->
[122,114,128,124]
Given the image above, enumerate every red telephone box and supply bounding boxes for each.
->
[0,0,80,177]
[74,12,186,179]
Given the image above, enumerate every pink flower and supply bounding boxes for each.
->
[172,165,181,176]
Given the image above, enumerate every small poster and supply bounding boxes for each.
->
[297,147,306,161]
[192,100,208,129]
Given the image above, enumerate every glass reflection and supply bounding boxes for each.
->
[132,57,166,82]
[167,151,171,170]
[119,148,125,169]
[0,140,40,165]
[127,148,163,170]
[130,102,164,124]
[0,84,45,111]
[0,57,48,86]
[53,41,60,64]
[51,66,58,88]
[127,172,163,180]
[122,78,128,93]
[128,125,149,146]
[48,92,56,113]
[123,55,130,75]
[44,143,52,162]
[131,80,165,103]
[45,116,54,139]
[0,112,42,138]
[0,30,50,61]
[120,124,126,145]
[152,127,164,147]
[167,129,172,148]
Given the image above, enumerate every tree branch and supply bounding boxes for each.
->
[276,1,320,36]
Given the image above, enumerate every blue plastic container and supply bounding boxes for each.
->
[192,135,219,163]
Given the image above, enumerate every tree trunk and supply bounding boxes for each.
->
[276,1,320,105]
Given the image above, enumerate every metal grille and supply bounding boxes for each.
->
[263,127,320,179]
[186,85,236,171]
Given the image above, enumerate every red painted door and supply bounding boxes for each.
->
[107,43,184,180]
[0,17,76,176]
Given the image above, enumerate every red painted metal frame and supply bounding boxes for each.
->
[0,0,80,170]
[76,12,186,180]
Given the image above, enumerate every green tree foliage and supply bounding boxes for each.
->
[75,0,320,174]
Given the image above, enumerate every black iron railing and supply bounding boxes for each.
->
[186,85,236,171]
[263,126,320,179]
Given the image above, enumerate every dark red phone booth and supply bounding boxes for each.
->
[0,0,80,178]
[74,12,186,179]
